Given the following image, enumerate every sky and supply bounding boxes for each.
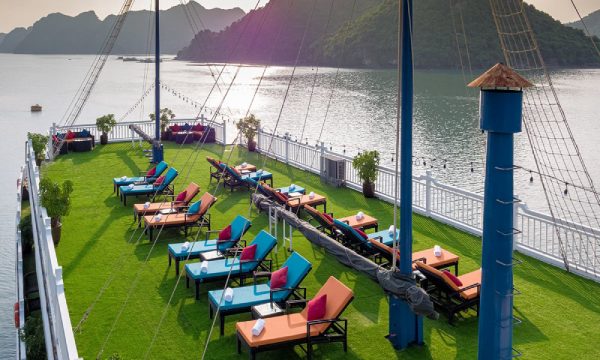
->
[0,0,599,33]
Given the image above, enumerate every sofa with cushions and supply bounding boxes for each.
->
[164,123,216,144]
[53,129,95,154]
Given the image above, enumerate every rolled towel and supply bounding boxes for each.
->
[143,201,151,209]
[251,318,265,337]
[289,184,295,191]
[241,162,247,168]
[128,183,135,189]
[356,211,365,220]
[434,245,442,257]
[154,214,162,221]
[388,225,396,235]
[309,191,315,199]
[200,260,209,273]
[256,169,263,175]
[181,241,190,252]
[121,176,127,180]
[224,287,234,302]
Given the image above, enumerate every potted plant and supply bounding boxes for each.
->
[236,114,260,151]
[352,150,380,198]
[27,132,48,166]
[149,108,175,140]
[39,178,73,246]
[96,114,117,145]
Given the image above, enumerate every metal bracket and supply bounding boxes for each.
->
[513,316,523,326]
[494,165,519,171]
[496,197,522,205]
[496,258,524,267]
[496,228,522,236]
[512,348,523,358]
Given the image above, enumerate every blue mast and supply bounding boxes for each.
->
[389,0,423,349]
[152,0,164,163]
[469,64,532,359]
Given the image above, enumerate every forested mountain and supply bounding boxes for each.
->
[0,33,5,46]
[178,0,600,69]
[567,9,600,38]
[0,2,244,55]
[177,0,381,64]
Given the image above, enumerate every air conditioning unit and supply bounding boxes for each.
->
[320,154,346,187]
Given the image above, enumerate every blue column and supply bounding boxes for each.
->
[389,0,423,349]
[153,0,164,164]
[477,89,523,359]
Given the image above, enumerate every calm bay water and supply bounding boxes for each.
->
[0,54,598,357]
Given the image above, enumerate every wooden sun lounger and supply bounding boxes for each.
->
[368,239,459,273]
[236,276,354,360]
[415,261,481,324]
[142,192,217,241]
[132,182,200,223]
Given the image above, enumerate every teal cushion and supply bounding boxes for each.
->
[187,200,201,215]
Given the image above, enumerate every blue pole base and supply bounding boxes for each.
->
[152,144,164,164]
[388,295,423,349]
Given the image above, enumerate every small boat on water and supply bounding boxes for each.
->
[30,104,42,112]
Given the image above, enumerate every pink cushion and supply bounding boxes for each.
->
[270,266,288,289]
[356,229,368,240]
[218,225,232,241]
[322,213,333,223]
[307,294,327,321]
[175,190,187,202]
[442,270,463,287]
[147,167,156,177]
[154,175,165,186]
[240,244,257,261]
[171,124,181,132]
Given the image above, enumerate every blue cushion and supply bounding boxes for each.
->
[80,129,91,138]
[57,133,65,140]
[187,200,201,215]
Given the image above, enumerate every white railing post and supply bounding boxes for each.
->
[513,195,521,248]
[222,120,227,145]
[284,133,290,164]
[425,170,433,217]
[257,128,262,152]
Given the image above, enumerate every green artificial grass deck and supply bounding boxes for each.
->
[42,143,600,360]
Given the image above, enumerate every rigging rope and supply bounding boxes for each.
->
[489,0,600,277]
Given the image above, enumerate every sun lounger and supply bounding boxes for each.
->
[303,205,336,236]
[236,276,354,359]
[167,215,252,275]
[333,219,374,255]
[415,261,481,324]
[112,161,168,194]
[208,252,312,335]
[368,239,459,272]
[132,182,200,223]
[220,163,273,191]
[119,167,178,206]
[206,156,225,183]
[185,230,277,300]
[261,183,327,212]
[143,192,216,241]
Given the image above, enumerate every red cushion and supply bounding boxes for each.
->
[356,229,368,240]
[171,124,181,132]
[322,213,334,223]
[231,167,242,177]
[307,294,327,321]
[442,270,463,287]
[270,266,288,290]
[147,167,156,177]
[218,225,232,241]
[274,192,288,204]
[66,131,76,140]
[175,190,187,202]
[192,124,204,131]
[154,175,165,186]
[52,135,59,142]
[240,244,257,261]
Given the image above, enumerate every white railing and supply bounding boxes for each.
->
[25,141,79,360]
[15,167,26,359]
[256,128,600,281]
